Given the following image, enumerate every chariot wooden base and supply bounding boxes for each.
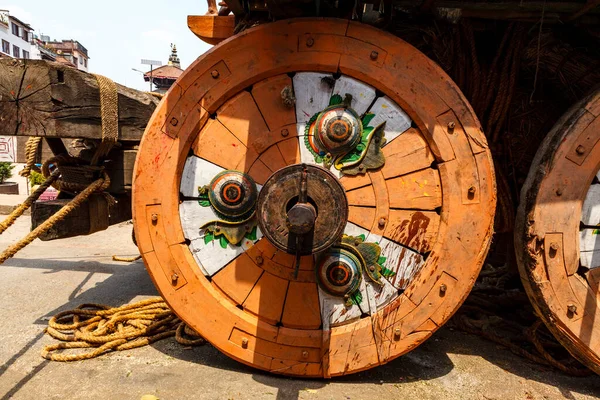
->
[516,88,600,375]
[132,19,495,377]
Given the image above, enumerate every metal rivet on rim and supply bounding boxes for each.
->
[576,145,585,155]
[281,128,289,137]
[170,117,178,127]
[370,51,379,60]
[447,121,455,133]
[567,304,577,314]
[394,328,401,339]
[555,188,563,196]
[256,256,264,266]
[302,351,309,359]
[306,37,314,47]
[171,273,179,284]
[241,337,249,348]
[468,186,476,196]
[378,217,386,227]
[151,213,158,223]
[440,283,447,294]
[211,70,220,79]
[549,242,559,257]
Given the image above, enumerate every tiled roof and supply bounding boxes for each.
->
[144,65,183,80]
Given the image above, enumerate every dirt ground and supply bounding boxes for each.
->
[0,217,599,400]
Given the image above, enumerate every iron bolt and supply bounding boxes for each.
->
[256,255,264,266]
[567,304,577,314]
[358,165,365,171]
[378,217,386,227]
[306,37,314,47]
[241,337,249,348]
[369,265,376,272]
[171,273,179,283]
[576,145,585,155]
[281,128,289,137]
[468,186,476,195]
[211,70,220,79]
[151,213,158,224]
[440,283,447,294]
[394,328,401,339]
[555,188,563,196]
[549,242,559,257]
[447,121,455,133]
[170,117,178,127]
[215,226,221,233]
[302,351,309,359]
[370,51,379,60]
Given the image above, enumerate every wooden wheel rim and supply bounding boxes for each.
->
[133,19,495,377]
[515,88,600,374]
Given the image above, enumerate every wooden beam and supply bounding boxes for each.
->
[0,59,159,141]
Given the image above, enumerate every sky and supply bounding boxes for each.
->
[3,1,213,91]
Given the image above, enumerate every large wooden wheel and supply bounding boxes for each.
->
[516,88,600,374]
[133,19,495,377]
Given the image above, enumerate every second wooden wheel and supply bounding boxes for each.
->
[516,88,600,374]
[133,19,495,377]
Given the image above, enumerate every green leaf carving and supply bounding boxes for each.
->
[358,234,366,241]
[381,266,396,278]
[362,113,376,127]
[204,231,214,244]
[199,199,211,207]
[377,256,387,265]
[245,226,258,241]
[349,291,363,306]
[219,235,229,249]
[329,94,343,106]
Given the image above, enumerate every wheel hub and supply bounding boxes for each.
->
[256,164,348,255]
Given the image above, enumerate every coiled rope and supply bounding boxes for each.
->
[42,298,205,362]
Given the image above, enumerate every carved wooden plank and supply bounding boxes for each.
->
[346,185,376,207]
[217,91,269,147]
[367,96,412,145]
[367,234,425,290]
[187,15,235,45]
[212,253,264,305]
[582,184,600,226]
[386,169,442,210]
[293,72,334,123]
[332,76,376,116]
[180,156,224,198]
[364,277,398,315]
[381,128,434,180]
[0,59,158,140]
[348,206,376,231]
[243,271,289,324]
[384,209,440,253]
[281,281,322,329]
[252,74,297,130]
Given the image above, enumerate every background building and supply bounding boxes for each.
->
[143,44,183,94]
[45,39,89,71]
[0,9,33,59]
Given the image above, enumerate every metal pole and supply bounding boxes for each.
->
[150,65,153,92]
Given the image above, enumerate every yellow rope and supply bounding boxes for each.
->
[0,169,60,235]
[42,298,206,361]
[19,137,42,178]
[91,74,119,165]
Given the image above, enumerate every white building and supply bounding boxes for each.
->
[0,9,33,59]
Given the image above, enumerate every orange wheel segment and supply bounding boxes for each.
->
[132,19,496,377]
[516,88,600,374]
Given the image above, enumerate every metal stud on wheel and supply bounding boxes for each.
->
[133,19,495,377]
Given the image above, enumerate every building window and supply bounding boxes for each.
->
[73,56,78,65]
[84,58,87,68]
[1,40,9,54]
[22,31,29,42]
[22,50,29,59]
[79,56,83,65]
[11,22,19,36]
[13,45,19,58]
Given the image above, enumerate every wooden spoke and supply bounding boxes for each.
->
[516,87,600,375]
[133,19,494,378]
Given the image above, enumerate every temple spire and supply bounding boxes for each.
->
[168,43,181,68]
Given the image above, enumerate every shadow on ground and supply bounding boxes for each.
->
[2,256,600,400]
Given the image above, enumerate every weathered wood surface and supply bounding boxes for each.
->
[133,19,495,378]
[0,59,159,140]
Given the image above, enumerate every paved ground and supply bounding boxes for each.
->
[0,216,599,400]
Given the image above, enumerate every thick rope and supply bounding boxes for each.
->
[42,298,206,361]
[19,137,42,178]
[91,74,119,166]
[0,169,60,235]
[0,172,110,264]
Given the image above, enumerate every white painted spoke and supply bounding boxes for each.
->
[293,72,334,123]
[333,76,376,116]
[367,96,412,146]
[180,156,224,198]
[582,184,600,226]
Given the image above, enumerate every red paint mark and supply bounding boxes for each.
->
[10,90,15,96]
[303,111,311,118]
[26,84,32,90]
[153,154,161,165]
[232,143,238,147]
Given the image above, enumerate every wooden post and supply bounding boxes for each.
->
[0,59,159,141]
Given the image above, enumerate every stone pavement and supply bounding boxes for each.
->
[0,216,599,400]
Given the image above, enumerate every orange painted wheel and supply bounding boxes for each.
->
[132,19,495,377]
[516,88,600,374]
